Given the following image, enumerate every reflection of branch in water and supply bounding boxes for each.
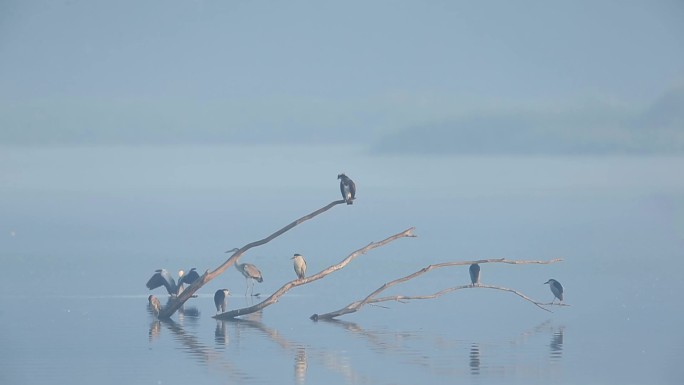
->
[508,320,565,364]
[511,319,553,346]
[320,317,566,378]
[223,316,369,385]
[320,318,449,375]
[218,316,313,384]
[321,318,413,355]
[158,319,252,382]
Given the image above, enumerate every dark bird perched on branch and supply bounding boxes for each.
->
[469,263,480,286]
[146,269,179,296]
[214,289,231,313]
[148,295,161,317]
[544,279,564,303]
[179,268,200,286]
[292,253,307,279]
[338,173,356,204]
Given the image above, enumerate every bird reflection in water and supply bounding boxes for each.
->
[550,326,564,361]
[295,347,307,385]
[215,320,229,347]
[469,343,480,375]
[148,320,161,342]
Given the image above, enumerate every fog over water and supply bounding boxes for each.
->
[1,145,683,384]
[1,1,683,383]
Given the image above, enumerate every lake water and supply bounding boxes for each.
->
[1,145,683,384]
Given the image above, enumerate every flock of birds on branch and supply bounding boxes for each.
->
[146,173,564,317]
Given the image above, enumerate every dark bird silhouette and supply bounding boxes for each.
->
[469,263,480,286]
[337,173,356,204]
[544,279,564,303]
[178,268,200,286]
[214,289,231,313]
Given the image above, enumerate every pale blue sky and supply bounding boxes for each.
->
[1,0,682,149]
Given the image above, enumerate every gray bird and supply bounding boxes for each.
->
[148,295,162,317]
[544,279,564,303]
[292,253,307,279]
[147,268,198,296]
[146,269,179,296]
[337,173,356,204]
[214,289,231,313]
[469,263,480,286]
[235,260,263,296]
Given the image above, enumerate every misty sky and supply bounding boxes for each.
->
[1,0,683,150]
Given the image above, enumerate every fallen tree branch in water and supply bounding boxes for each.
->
[157,199,346,319]
[310,258,564,320]
[214,227,417,320]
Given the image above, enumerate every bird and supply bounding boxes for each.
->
[178,268,200,286]
[544,279,564,303]
[469,263,480,286]
[337,173,356,204]
[146,269,179,296]
[148,295,162,317]
[292,253,307,279]
[214,289,231,314]
[235,259,263,296]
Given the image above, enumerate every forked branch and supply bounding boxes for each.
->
[157,199,346,319]
[311,258,564,320]
[214,227,417,319]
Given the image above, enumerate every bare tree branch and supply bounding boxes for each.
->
[157,199,346,319]
[214,227,417,320]
[311,258,564,320]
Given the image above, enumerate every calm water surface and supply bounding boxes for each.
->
[1,145,683,384]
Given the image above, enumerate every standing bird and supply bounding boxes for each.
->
[544,279,564,303]
[214,289,231,314]
[235,259,263,296]
[148,295,162,317]
[146,269,179,296]
[469,263,480,286]
[338,173,356,204]
[292,253,307,279]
